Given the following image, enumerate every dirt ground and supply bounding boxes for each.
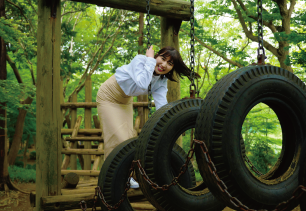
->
[0,181,301,211]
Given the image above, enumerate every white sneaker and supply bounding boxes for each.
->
[129,178,139,189]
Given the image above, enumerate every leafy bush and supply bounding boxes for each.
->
[14,161,24,168]
[26,164,36,170]
[9,165,36,183]
[30,151,36,160]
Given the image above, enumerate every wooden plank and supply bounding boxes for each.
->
[92,115,104,171]
[84,76,92,180]
[30,189,144,208]
[61,170,100,176]
[71,0,190,21]
[36,0,62,210]
[70,93,78,169]
[61,128,102,135]
[66,137,103,142]
[61,116,82,169]
[61,186,143,197]
[41,193,95,210]
[61,102,155,108]
[62,148,104,155]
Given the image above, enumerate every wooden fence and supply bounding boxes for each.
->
[59,76,154,180]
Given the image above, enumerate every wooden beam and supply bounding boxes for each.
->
[36,0,62,210]
[65,137,103,142]
[61,128,102,135]
[30,189,144,208]
[61,102,155,108]
[62,148,104,155]
[84,76,92,180]
[61,170,100,176]
[71,0,190,21]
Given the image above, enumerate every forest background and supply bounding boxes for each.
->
[0,0,306,182]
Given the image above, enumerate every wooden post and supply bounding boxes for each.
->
[161,17,183,146]
[84,76,92,180]
[92,115,104,171]
[36,0,61,210]
[70,93,77,170]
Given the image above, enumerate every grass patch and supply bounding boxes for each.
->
[9,165,36,183]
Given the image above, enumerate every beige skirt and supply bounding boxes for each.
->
[96,75,134,159]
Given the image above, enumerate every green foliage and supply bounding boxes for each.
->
[242,103,282,174]
[30,151,36,160]
[9,165,36,183]
[0,17,24,47]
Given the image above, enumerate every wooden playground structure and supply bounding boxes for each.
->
[33,0,191,210]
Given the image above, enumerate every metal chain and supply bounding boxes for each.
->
[193,139,306,211]
[146,0,153,118]
[79,200,87,211]
[189,0,197,97]
[244,154,263,176]
[134,143,195,191]
[84,138,305,210]
[257,0,265,64]
[241,138,263,176]
[146,0,151,49]
[93,161,136,210]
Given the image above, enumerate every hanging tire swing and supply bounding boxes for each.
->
[98,137,196,211]
[135,99,225,211]
[194,65,306,209]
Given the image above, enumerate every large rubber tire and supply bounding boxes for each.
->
[135,99,225,211]
[98,137,196,211]
[195,65,306,209]
[299,144,306,210]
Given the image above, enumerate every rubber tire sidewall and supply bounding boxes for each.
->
[195,66,306,209]
[98,137,196,211]
[135,99,224,211]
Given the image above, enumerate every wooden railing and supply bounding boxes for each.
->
[60,75,155,180]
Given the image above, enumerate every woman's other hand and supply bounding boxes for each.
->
[146,45,154,58]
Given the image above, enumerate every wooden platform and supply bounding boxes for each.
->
[62,179,156,210]
[31,178,156,210]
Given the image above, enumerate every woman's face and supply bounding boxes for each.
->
[154,54,174,75]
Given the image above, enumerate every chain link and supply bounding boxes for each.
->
[84,138,305,210]
[189,0,197,97]
[146,0,153,118]
[257,0,265,64]
[244,154,263,176]
[241,138,263,176]
[148,83,152,118]
[79,200,87,211]
[193,139,306,211]
[93,161,136,210]
[146,0,151,49]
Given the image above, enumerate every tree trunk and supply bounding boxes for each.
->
[0,0,9,192]
[8,97,33,165]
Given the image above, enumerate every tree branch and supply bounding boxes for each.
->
[180,28,244,68]
[61,6,90,17]
[6,54,22,83]
[5,0,36,39]
[231,0,280,57]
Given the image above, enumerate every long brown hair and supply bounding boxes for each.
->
[154,46,200,82]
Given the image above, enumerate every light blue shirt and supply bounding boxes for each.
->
[115,55,168,110]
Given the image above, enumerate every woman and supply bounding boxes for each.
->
[96,46,196,187]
